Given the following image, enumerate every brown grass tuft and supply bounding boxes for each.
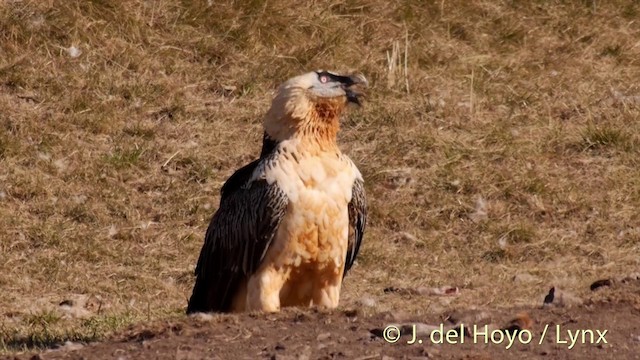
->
[1,0,640,353]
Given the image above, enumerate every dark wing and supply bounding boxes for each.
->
[186,161,288,313]
[344,178,366,276]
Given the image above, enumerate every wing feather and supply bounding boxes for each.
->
[344,178,366,276]
[187,161,287,313]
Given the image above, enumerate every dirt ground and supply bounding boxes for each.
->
[2,1,640,358]
[7,279,640,360]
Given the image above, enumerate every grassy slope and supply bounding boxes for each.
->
[1,0,639,352]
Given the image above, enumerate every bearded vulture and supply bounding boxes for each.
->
[186,70,368,313]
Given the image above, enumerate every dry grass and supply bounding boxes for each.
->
[1,0,639,353]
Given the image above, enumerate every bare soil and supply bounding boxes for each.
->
[2,1,640,359]
[8,280,640,360]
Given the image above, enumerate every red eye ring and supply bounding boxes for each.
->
[320,75,329,83]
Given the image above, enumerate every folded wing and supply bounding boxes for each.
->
[186,161,288,313]
[344,178,367,276]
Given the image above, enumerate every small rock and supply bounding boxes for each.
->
[446,310,492,326]
[470,196,488,222]
[29,15,45,30]
[503,312,533,334]
[357,296,376,308]
[383,286,406,294]
[382,168,413,189]
[343,309,359,318]
[543,287,555,305]
[189,312,214,322]
[513,272,538,283]
[621,273,640,283]
[384,285,459,297]
[72,194,87,204]
[57,341,84,351]
[316,332,331,341]
[421,346,439,357]
[557,288,583,307]
[293,313,309,323]
[393,232,418,246]
[59,299,74,307]
[297,345,311,360]
[498,236,508,248]
[67,46,82,58]
[222,85,237,95]
[543,287,582,307]
[108,225,118,238]
[58,295,91,319]
[53,158,68,172]
[590,279,612,291]
[272,355,296,360]
[416,286,459,296]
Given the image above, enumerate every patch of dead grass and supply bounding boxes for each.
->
[1,0,640,353]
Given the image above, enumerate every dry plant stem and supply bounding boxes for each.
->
[0,0,639,353]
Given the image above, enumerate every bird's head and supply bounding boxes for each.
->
[287,70,368,106]
[264,70,368,146]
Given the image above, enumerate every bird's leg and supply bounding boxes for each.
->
[246,266,286,312]
[311,268,343,309]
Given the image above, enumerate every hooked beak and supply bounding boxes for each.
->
[344,73,368,106]
[323,72,369,106]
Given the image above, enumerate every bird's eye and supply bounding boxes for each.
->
[319,75,329,83]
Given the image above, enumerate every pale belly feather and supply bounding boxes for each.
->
[238,147,358,312]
